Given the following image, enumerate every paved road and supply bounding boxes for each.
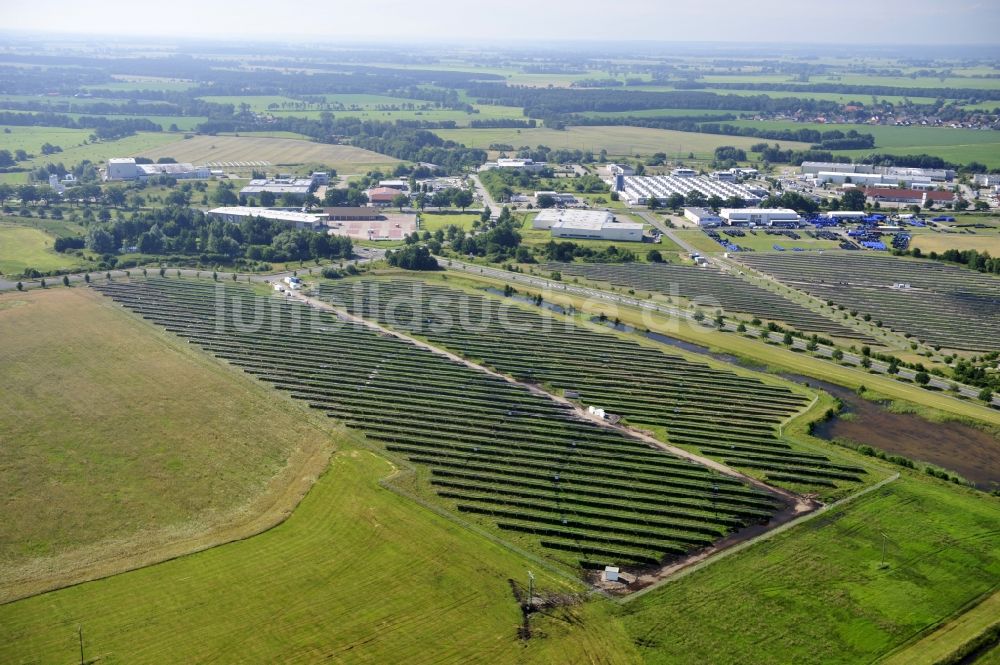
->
[0,248,385,292]
[441,257,1000,408]
[470,174,500,215]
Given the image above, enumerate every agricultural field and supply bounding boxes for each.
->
[0,125,93,155]
[722,120,1000,167]
[737,252,1000,351]
[909,228,1000,256]
[543,261,872,341]
[621,473,1000,664]
[93,278,776,571]
[1,129,179,173]
[198,93,529,126]
[434,126,812,160]
[0,447,637,664]
[321,278,867,492]
[131,134,400,170]
[0,223,89,275]
[0,287,335,600]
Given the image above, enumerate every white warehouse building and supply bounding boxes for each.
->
[208,207,329,230]
[105,157,210,181]
[683,207,723,227]
[720,208,801,227]
[533,209,643,242]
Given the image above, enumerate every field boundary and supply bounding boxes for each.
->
[0,289,349,605]
[620,471,901,603]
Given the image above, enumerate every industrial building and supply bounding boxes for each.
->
[478,157,547,172]
[813,171,932,187]
[534,191,578,206]
[533,209,643,242]
[683,207,723,227]
[720,208,801,227]
[207,206,328,230]
[860,188,957,206]
[974,174,1000,187]
[239,178,314,201]
[607,163,635,177]
[105,158,210,181]
[616,175,763,207]
[800,161,953,182]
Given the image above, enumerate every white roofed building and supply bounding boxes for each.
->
[208,206,329,230]
[534,209,643,242]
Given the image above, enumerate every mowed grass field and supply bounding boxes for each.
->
[722,120,1000,167]
[0,287,336,600]
[0,224,88,275]
[132,134,400,170]
[910,229,1000,255]
[419,211,481,231]
[435,126,812,159]
[621,474,1000,664]
[0,127,179,173]
[0,447,637,663]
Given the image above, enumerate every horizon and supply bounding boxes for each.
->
[2,0,999,46]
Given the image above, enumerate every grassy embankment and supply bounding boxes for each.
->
[0,287,337,601]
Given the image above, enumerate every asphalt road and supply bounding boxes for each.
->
[441,257,1000,408]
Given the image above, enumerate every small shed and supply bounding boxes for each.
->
[604,566,620,582]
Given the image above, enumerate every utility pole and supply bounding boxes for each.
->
[78,625,84,665]
[880,532,889,568]
[527,570,535,608]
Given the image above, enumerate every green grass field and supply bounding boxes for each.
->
[0,444,636,663]
[419,211,481,231]
[883,590,1000,665]
[0,287,336,600]
[909,229,1000,255]
[721,120,1000,167]
[621,473,1000,664]
[0,129,180,172]
[436,126,812,159]
[0,223,89,275]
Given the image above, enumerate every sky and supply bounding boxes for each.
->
[2,0,999,45]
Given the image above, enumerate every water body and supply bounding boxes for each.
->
[588,317,1000,490]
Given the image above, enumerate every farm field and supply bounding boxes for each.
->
[94,278,773,571]
[721,120,1000,166]
[909,229,1000,255]
[197,93,529,125]
[622,473,1000,664]
[0,448,637,664]
[0,125,93,154]
[321,278,867,493]
[84,79,197,92]
[0,129,179,172]
[579,108,743,120]
[737,252,1000,351]
[0,287,336,601]
[434,126,812,159]
[883,590,1000,665]
[131,134,400,170]
[543,261,871,341]
[0,224,87,275]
